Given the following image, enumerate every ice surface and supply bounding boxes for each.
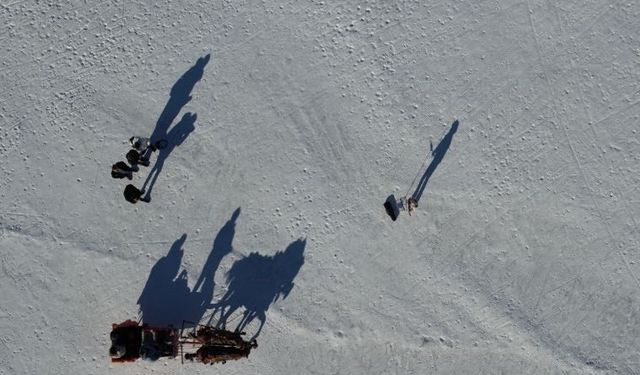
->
[1,1,639,373]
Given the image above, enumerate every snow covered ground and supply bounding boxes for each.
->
[1,0,640,373]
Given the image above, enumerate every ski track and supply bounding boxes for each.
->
[525,0,640,292]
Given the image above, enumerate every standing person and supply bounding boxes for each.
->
[126,149,149,167]
[111,161,134,179]
[124,184,149,204]
[407,197,418,215]
[129,136,157,154]
[129,136,155,167]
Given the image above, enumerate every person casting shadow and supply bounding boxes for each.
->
[142,112,197,200]
[411,120,459,203]
[210,239,306,339]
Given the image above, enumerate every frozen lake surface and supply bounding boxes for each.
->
[1,1,639,373]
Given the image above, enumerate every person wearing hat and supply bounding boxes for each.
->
[126,149,149,167]
[129,136,156,154]
[124,184,150,204]
[111,161,135,179]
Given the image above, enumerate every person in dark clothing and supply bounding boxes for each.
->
[129,136,157,154]
[111,161,135,179]
[124,184,149,204]
[109,321,144,362]
[126,149,150,167]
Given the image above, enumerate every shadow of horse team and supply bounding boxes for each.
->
[137,208,306,340]
[130,54,306,339]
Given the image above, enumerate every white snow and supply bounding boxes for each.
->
[1,0,640,373]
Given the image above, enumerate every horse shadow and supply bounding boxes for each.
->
[210,239,306,339]
[136,208,239,327]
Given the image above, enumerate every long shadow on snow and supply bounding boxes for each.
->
[143,54,210,201]
[143,112,197,200]
[412,120,459,203]
[136,208,239,327]
[209,238,306,339]
[150,54,210,145]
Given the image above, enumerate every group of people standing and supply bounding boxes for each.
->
[111,136,159,204]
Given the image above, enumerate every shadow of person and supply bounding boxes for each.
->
[185,208,241,323]
[150,54,210,145]
[143,112,197,200]
[137,234,190,326]
[412,120,459,202]
[211,239,306,339]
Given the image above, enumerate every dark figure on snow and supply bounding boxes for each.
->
[124,184,149,204]
[129,136,157,154]
[109,321,143,362]
[111,161,134,179]
[126,149,149,167]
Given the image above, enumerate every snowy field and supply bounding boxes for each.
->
[1,0,640,374]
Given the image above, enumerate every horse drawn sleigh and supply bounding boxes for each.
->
[109,320,257,365]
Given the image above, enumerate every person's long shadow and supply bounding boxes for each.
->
[412,120,459,203]
[143,53,210,201]
[150,54,210,145]
[188,208,240,322]
[210,239,306,339]
[136,208,239,327]
[143,112,197,199]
